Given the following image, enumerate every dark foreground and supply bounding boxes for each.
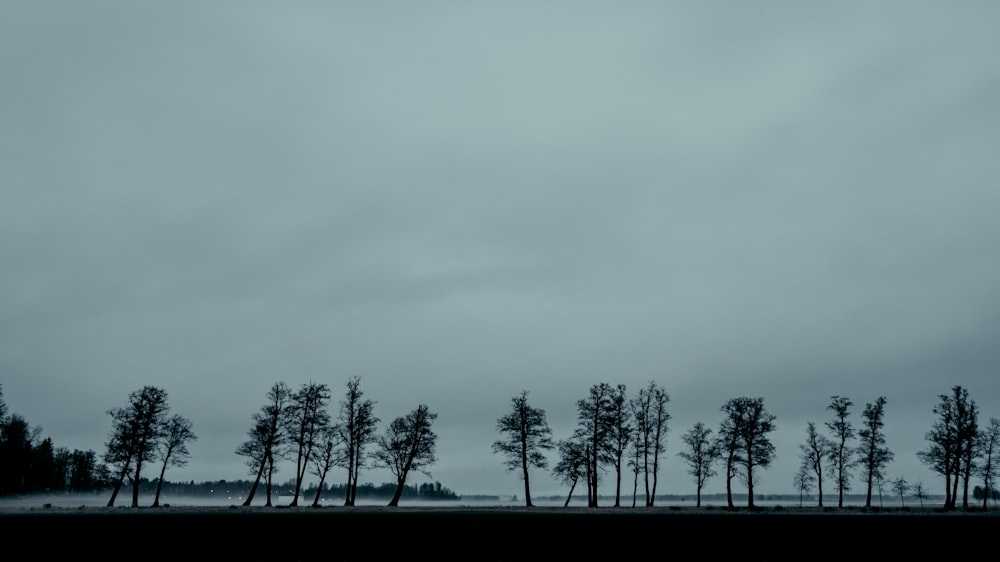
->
[3,505,996,560]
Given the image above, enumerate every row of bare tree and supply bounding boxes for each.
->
[98,380,997,510]
[492,383,999,510]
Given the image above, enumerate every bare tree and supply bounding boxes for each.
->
[856,396,893,508]
[892,476,909,507]
[917,385,978,509]
[630,381,670,506]
[492,390,554,507]
[793,463,815,508]
[677,422,718,507]
[285,381,331,507]
[104,386,171,508]
[236,382,290,507]
[309,425,341,507]
[334,376,379,507]
[978,417,1000,510]
[375,404,438,507]
[913,479,928,509]
[151,414,196,507]
[574,383,615,507]
[606,384,631,507]
[826,395,855,508]
[716,406,742,509]
[799,421,832,507]
[729,397,777,509]
[627,429,642,508]
[553,437,587,507]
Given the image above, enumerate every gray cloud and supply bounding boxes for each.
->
[2,1,999,498]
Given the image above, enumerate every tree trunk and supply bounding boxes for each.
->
[725,460,734,508]
[344,451,355,506]
[131,459,144,508]
[564,479,577,507]
[817,471,823,507]
[242,461,266,507]
[631,470,638,508]
[614,463,622,507]
[107,474,126,507]
[388,479,406,507]
[865,470,873,508]
[152,460,168,507]
[311,475,326,507]
[521,443,533,507]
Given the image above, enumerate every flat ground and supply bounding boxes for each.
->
[3,504,995,560]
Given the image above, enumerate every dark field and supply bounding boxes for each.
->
[3,505,996,560]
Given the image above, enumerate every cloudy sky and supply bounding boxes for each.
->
[3,1,999,501]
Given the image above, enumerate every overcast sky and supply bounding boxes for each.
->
[2,1,999,501]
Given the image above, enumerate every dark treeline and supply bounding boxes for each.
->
[0,384,110,495]
[2,381,998,511]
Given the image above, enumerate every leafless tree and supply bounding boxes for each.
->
[677,422,718,507]
[151,414,196,507]
[492,390,554,507]
[309,425,341,507]
[856,396,893,508]
[727,397,776,509]
[892,475,909,507]
[104,386,170,508]
[375,404,438,507]
[285,381,331,507]
[826,395,855,508]
[606,384,631,507]
[236,381,291,507]
[335,376,379,507]
[917,385,978,509]
[574,383,615,507]
[793,463,815,508]
[553,437,587,507]
[799,421,832,507]
[913,479,928,508]
[978,417,1000,510]
[630,381,670,506]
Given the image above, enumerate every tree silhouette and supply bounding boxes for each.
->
[104,386,170,508]
[151,414,196,507]
[677,422,718,507]
[856,396,892,509]
[720,397,776,509]
[375,404,438,507]
[236,382,291,507]
[892,476,909,507]
[799,421,832,507]
[491,390,554,507]
[553,437,587,507]
[917,385,978,509]
[574,383,615,507]
[606,384,631,507]
[335,376,379,507]
[979,417,1000,510]
[913,479,928,508]
[630,381,670,506]
[309,425,340,507]
[826,395,855,508]
[284,381,331,507]
[793,463,815,508]
[717,405,742,509]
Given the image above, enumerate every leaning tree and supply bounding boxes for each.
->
[375,404,438,507]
